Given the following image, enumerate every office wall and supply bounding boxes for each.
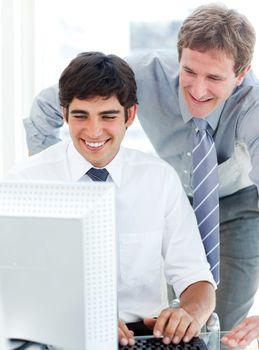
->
[0,0,258,317]
[1,0,259,177]
[0,0,35,177]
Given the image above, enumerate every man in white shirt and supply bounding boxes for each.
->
[7,52,216,347]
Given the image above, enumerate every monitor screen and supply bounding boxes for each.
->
[0,181,117,350]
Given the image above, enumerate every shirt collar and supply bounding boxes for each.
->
[67,141,123,187]
[178,87,225,131]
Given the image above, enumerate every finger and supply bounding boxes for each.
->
[118,332,135,347]
[118,327,128,346]
[224,322,246,339]
[223,317,254,341]
[222,320,259,347]
[118,320,135,346]
[163,313,191,344]
[237,328,259,346]
[153,309,177,338]
[221,338,239,348]
[183,321,201,343]
[221,332,239,344]
[221,330,246,348]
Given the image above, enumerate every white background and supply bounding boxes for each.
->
[0,0,258,315]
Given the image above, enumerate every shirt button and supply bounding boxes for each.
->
[183,170,188,174]
[184,184,188,188]
[186,152,191,157]
[188,192,192,196]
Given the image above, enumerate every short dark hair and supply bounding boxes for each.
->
[177,4,256,76]
[59,51,138,115]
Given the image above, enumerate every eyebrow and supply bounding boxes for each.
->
[182,65,193,71]
[207,74,226,80]
[70,109,121,115]
[182,65,226,80]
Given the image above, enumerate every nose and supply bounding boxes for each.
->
[87,118,102,138]
[191,77,208,100]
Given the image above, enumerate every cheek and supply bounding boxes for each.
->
[205,81,225,98]
[69,122,82,137]
[180,72,194,88]
[180,75,187,88]
[214,84,234,101]
[112,126,127,143]
[109,122,126,133]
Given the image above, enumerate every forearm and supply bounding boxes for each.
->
[24,84,63,155]
[179,281,216,327]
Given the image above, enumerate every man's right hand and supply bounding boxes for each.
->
[118,319,135,347]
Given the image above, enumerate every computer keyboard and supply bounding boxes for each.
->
[120,336,208,350]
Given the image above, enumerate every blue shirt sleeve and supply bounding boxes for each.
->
[23,84,63,155]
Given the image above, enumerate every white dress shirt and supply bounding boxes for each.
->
[6,140,215,322]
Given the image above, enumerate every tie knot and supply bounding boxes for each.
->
[193,117,209,131]
[87,167,109,182]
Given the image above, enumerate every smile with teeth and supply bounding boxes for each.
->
[84,139,109,148]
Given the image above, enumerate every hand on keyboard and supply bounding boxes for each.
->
[143,307,201,344]
[119,336,208,350]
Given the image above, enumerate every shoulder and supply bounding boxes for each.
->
[221,70,259,123]
[35,83,60,106]
[6,141,67,179]
[242,70,259,87]
[121,147,179,179]
[125,50,179,80]
[232,70,259,104]
[120,148,187,208]
[37,83,59,99]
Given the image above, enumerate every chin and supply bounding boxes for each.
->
[190,106,216,117]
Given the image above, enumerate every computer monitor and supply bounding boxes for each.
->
[0,181,117,350]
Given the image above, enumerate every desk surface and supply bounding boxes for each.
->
[6,332,259,350]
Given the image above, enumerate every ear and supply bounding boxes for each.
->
[62,106,69,123]
[236,65,251,86]
[125,104,137,128]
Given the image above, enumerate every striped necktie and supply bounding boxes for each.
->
[87,167,109,182]
[192,118,220,284]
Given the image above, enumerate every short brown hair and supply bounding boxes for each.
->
[177,4,256,76]
[59,51,138,121]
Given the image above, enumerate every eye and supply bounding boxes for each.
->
[208,76,223,81]
[184,68,195,76]
[102,115,116,120]
[72,114,88,119]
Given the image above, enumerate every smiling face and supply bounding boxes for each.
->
[63,96,136,168]
[179,48,250,118]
